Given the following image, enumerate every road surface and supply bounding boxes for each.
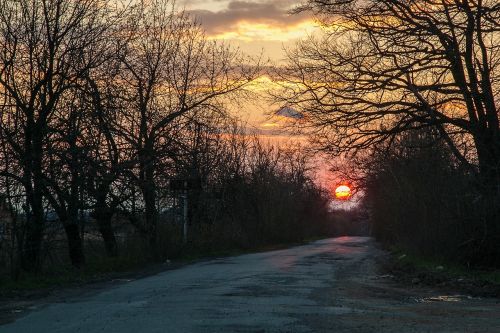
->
[2,237,499,332]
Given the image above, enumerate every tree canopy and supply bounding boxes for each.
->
[279,0,499,190]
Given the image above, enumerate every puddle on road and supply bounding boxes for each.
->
[412,295,477,303]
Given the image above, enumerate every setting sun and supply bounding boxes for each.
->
[335,185,351,200]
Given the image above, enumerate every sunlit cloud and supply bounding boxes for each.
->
[179,1,313,135]
[245,75,303,92]
[208,20,317,42]
[260,122,281,128]
[184,1,316,42]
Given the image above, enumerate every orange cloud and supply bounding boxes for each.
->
[186,1,316,41]
[208,20,318,41]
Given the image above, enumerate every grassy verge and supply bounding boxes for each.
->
[385,248,500,297]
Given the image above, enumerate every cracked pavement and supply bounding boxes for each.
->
[2,237,499,332]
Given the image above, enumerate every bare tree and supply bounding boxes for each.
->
[280,0,500,195]
[80,40,134,258]
[0,0,120,269]
[114,0,258,253]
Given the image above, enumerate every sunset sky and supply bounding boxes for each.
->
[180,0,317,62]
[179,1,341,191]
[179,0,320,134]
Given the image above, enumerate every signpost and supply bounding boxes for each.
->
[170,179,198,244]
[170,179,189,244]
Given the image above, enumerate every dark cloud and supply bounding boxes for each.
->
[276,106,304,119]
[185,1,311,36]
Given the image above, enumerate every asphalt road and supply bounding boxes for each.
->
[2,237,499,332]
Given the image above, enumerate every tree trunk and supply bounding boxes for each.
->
[62,218,86,268]
[53,203,87,269]
[139,141,159,256]
[21,136,45,271]
[472,133,500,265]
[21,210,44,271]
[143,177,158,254]
[475,134,500,197]
[94,203,118,257]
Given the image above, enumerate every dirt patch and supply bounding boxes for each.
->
[381,255,500,298]
[304,247,500,333]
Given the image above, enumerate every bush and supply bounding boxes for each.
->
[364,129,500,268]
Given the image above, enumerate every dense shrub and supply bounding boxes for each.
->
[363,130,500,267]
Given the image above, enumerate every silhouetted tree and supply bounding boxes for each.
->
[0,0,120,269]
[115,0,258,254]
[281,0,499,195]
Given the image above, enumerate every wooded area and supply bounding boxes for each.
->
[0,0,334,281]
[280,0,499,267]
[1,0,498,286]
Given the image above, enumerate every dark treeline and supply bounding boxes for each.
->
[363,130,499,267]
[0,0,333,280]
[278,0,500,267]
